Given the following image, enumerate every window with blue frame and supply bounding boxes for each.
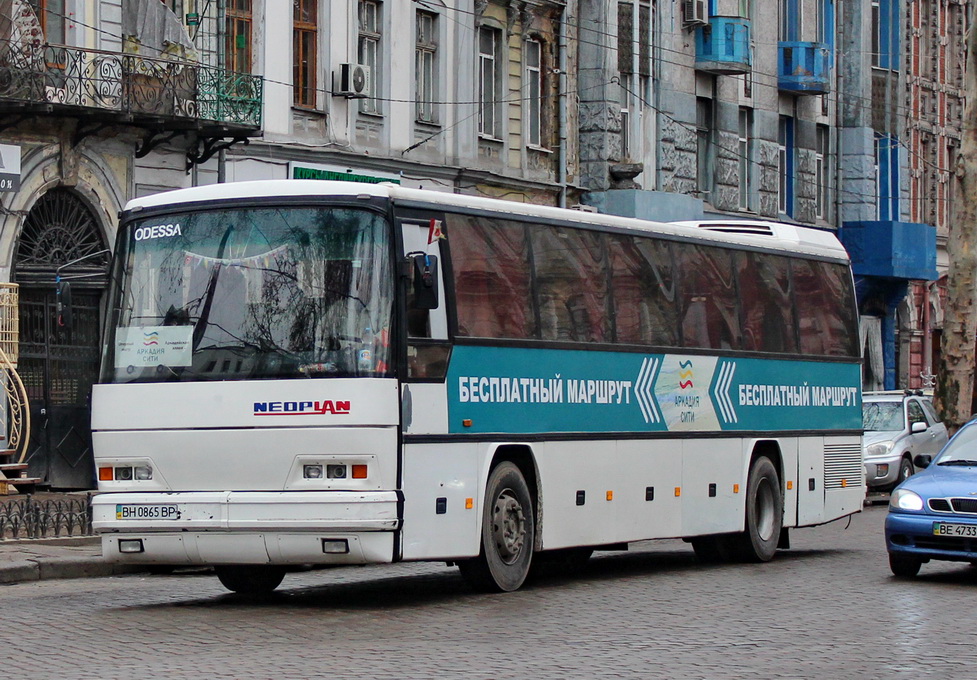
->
[875,134,900,220]
[872,0,900,69]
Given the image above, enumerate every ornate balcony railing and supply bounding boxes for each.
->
[0,39,262,132]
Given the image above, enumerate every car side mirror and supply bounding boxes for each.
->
[911,421,927,434]
[913,453,932,469]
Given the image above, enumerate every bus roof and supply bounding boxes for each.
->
[124,180,850,261]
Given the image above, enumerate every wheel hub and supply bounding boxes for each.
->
[492,489,526,564]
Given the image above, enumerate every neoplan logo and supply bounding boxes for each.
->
[253,400,351,416]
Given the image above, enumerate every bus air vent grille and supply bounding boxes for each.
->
[823,443,862,489]
[696,223,776,236]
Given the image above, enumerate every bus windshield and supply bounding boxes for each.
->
[103,205,393,383]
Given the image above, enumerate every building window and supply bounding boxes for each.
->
[525,38,543,147]
[871,0,881,67]
[227,0,253,73]
[293,0,317,107]
[875,133,900,220]
[738,108,753,211]
[696,97,713,199]
[778,115,794,217]
[638,1,651,100]
[816,125,829,219]
[618,2,634,158]
[780,0,799,41]
[872,0,898,69]
[478,26,502,138]
[28,0,65,44]
[416,10,438,124]
[358,0,382,114]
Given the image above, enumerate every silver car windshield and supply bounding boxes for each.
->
[104,205,393,382]
[862,401,905,432]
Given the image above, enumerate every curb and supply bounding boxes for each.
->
[0,557,145,584]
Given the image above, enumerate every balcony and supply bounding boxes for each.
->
[839,221,937,281]
[778,42,831,94]
[0,39,262,161]
[695,17,751,75]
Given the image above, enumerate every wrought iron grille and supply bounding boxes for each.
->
[0,494,92,539]
[0,38,262,129]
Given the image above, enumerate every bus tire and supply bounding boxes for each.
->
[730,456,783,562]
[215,565,286,594]
[458,461,535,592]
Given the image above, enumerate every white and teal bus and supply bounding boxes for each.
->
[91,181,863,594]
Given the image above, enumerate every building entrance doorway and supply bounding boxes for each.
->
[14,188,109,489]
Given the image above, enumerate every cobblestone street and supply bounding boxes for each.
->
[1,504,973,679]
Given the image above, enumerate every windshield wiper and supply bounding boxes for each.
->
[937,460,977,466]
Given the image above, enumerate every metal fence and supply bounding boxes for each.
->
[0,494,93,539]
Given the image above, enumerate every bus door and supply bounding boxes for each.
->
[398,210,451,424]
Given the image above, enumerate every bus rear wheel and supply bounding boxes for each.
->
[729,456,783,562]
[215,565,286,594]
[458,461,535,592]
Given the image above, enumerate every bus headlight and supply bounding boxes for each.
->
[304,464,323,479]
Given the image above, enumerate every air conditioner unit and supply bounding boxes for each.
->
[333,63,372,98]
[683,0,709,26]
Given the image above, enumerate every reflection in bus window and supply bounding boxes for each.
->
[608,235,678,346]
[677,244,740,350]
[450,215,534,339]
[736,251,797,353]
[792,260,858,357]
[531,226,608,343]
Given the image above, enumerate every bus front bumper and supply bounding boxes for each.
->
[92,491,400,565]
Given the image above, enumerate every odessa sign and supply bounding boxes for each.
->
[0,144,20,191]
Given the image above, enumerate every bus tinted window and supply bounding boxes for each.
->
[608,235,678,346]
[792,260,858,357]
[677,244,740,350]
[531,226,609,343]
[736,251,797,353]
[450,215,535,339]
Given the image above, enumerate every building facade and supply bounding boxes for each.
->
[0,0,964,487]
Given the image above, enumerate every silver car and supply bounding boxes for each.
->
[862,391,948,491]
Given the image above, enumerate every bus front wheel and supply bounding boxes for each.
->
[458,461,535,592]
[215,565,286,594]
[730,456,783,562]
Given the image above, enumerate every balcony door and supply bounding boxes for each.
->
[14,188,108,489]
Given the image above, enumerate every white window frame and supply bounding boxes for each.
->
[525,38,543,148]
[816,125,828,219]
[478,26,502,139]
[358,0,382,115]
[738,108,753,211]
[415,10,438,124]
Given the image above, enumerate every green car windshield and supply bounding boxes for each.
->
[103,205,393,383]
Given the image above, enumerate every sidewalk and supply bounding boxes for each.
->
[0,534,144,585]
[0,492,145,585]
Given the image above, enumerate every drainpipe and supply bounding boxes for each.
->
[557,7,568,207]
[217,1,227,184]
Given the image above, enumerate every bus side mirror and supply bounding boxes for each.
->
[408,253,439,310]
[56,279,73,330]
